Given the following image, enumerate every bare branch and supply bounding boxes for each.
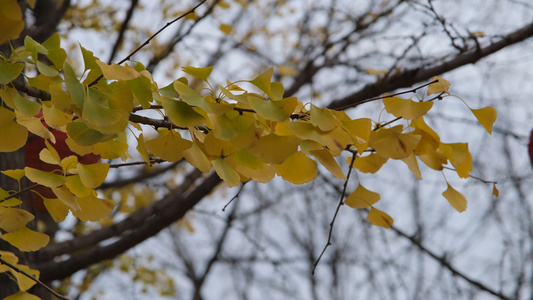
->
[390,226,511,300]
[313,151,356,274]
[327,22,533,109]
[37,171,221,281]
[107,0,140,64]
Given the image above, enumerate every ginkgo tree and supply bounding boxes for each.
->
[0,0,527,299]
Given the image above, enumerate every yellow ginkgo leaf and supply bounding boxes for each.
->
[412,119,440,155]
[181,141,211,173]
[368,125,421,159]
[271,82,285,100]
[441,143,472,178]
[3,227,50,252]
[83,87,128,134]
[0,250,18,265]
[1,169,25,182]
[173,80,232,114]
[16,114,55,142]
[226,152,276,183]
[411,117,440,141]
[471,106,497,134]
[284,121,351,152]
[66,121,110,147]
[95,60,140,80]
[219,23,233,35]
[41,140,61,166]
[51,185,81,211]
[249,68,274,100]
[0,197,22,207]
[10,264,39,291]
[351,153,388,173]
[442,183,467,212]
[72,195,115,222]
[310,104,337,131]
[4,291,41,300]
[309,149,346,180]
[342,118,372,154]
[0,60,24,85]
[0,207,34,232]
[235,163,276,183]
[24,167,65,188]
[210,111,254,140]
[135,133,150,165]
[145,130,193,162]
[0,0,25,45]
[273,152,317,184]
[248,133,300,164]
[383,96,433,120]
[418,149,447,170]
[0,112,28,152]
[13,93,41,117]
[204,131,238,156]
[233,149,264,170]
[42,197,70,222]
[401,153,422,180]
[77,162,110,188]
[163,98,206,128]
[0,120,28,152]
[345,184,380,209]
[427,76,451,95]
[181,66,213,81]
[65,174,93,197]
[231,120,264,149]
[42,101,73,129]
[60,155,78,175]
[247,94,297,122]
[367,206,393,228]
[93,138,130,160]
[212,157,241,187]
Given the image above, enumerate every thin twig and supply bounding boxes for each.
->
[0,255,72,300]
[0,183,39,203]
[88,0,207,87]
[442,166,497,184]
[312,151,357,275]
[222,182,246,211]
[334,80,438,111]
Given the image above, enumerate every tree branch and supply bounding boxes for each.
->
[390,226,511,300]
[107,0,139,64]
[38,171,222,282]
[327,22,533,109]
[38,169,204,261]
